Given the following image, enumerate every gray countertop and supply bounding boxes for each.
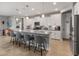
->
[14,29,51,35]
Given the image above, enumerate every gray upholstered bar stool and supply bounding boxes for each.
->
[10,31,16,44]
[15,32,23,47]
[23,32,30,49]
[34,34,48,56]
[23,32,34,50]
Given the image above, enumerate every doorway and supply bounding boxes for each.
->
[61,10,73,54]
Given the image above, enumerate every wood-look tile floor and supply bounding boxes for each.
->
[0,36,72,56]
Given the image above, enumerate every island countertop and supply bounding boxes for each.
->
[14,29,51,35]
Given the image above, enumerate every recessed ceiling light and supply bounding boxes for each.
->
[18,11,22,14]
[16,18,19,21]
[41,14,45,18]
[55,8,58,11]
[32,8,35,11]
[53,2,56,5]
[26,17,29,19]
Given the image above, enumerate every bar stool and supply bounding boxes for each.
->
[34,34,47,56]
[23,32,34,50]
[10,31,16,44]
[15,32,23,47]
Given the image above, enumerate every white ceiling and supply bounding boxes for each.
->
[0,2,73,16]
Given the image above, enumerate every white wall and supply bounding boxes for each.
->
[0,16,9,29]
[9,16,16,30]
[9,16,23,30]
[0,16,10,35]
[50,14,61,26]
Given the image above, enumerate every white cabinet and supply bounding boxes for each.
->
[50,31,61,40]
[74,3,79,15]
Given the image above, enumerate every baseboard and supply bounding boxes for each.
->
[63,38,69,40]
[51,38,61,40]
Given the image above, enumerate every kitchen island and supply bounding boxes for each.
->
[12,29,52,50]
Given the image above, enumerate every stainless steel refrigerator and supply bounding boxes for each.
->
[74,15,79,56]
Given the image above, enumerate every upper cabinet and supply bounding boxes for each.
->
[74,3,79,15]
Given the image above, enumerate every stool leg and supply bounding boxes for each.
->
[13,37,15,44]
[10,37,12,42]
[19,42,20,47]
[24,40,26,49]
[24,42,26,49]
[12,37,14,44]
[16,39,18,45]
[34,46,36,53]
[19,39,21,47]
[13,38,14,44]
[41,48,42,56]
[24,44,26,49]
[29,40,30,50]
[34,43,37,53]
[43,44,46,51]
